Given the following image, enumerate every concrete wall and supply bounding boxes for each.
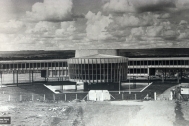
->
[75,49,118,57]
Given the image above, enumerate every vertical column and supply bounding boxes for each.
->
[58,62,60,78]
[177,69,180,83]
[75,83,77,91]
[17,71,18,86]
[117,59,119,82]
[92,59,94,83]
[96,58,98,83]
[32,70,33,85]
[162,69,164,83]
[29,70,31,83]
[180,68,183,81]
[51,62,53,78]
[47,69,49,82]
[111,60,113,82]
[84,59,86,82]
[0,71,2,87]
[66,62,68,80]
[114,60,116,82]
[107,59,109,82]
[165,68,166,81]
[88,59,90,83]
[100,58,102,83]
[81,59,83,82]
[13,71,15,84]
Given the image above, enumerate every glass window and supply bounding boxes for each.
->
[178,60,181,65]
[26,63,29,68]
[182,60,185,65]
[148,61,151,65]
[141,61,144,65]
[18,63,22,68]
[137,61,140,66]
[137,69,140,73]
[174,60,177,65]
[152,60,154,65]
[166,60,170,65]
[185,60,189,65]
[155,61,158,65]
[37,63,40,68]
[144,61,147,65]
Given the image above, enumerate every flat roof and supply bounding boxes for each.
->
[129,57,189,61]
[1,57,189,64]
[0,59,67,63]
[71,54,126,59]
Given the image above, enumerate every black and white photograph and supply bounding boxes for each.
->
[0,0,189,126]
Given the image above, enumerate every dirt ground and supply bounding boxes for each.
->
[0,85,189,126]
[0,100,182,126]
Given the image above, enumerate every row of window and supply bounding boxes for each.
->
[69,75,125,81]
[69,63,127,69]
[0,62,68,69]
[128,68,148,74]
[69,69,125,74]
[129,60,189,66]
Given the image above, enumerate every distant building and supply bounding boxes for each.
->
[0,49,189,90]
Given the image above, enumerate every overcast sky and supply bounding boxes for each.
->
[1,0,189,50]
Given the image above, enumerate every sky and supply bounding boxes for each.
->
[1,0,189,50]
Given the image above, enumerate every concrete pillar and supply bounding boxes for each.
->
[162,70,164,83]
[17,71,18,86]
[0,71,2,88]
[75,83,77,91]
[29,71,31,83]
[165,69,166,81]
[170,91,173,100]
[154,92,156,100]
[13,71,15,84]
[31,71,33,84]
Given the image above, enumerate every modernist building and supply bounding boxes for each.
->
[0,49,189,90]
[68,54,128,90]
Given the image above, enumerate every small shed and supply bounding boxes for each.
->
[88,90,111,101]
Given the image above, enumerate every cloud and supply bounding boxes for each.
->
[132,0,176,12]
[162,30,177,40]
[146,26,163,37]
[55,21,76,37]
[0,0,15,22]
[178,28,189,39]
[103,0,176,13]
[179,20,188,25]
[103,0,135,13]
[176,0,189,10]
[26,21,58,35]
[131,27,145,36]
[158,13,171,19]
[0,20,25,34]
[126,20,179,42]
[26,0,73,22]
[85,11,114,41]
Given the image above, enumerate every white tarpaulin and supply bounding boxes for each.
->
[88,90,111,101]
[181,88,189,94]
